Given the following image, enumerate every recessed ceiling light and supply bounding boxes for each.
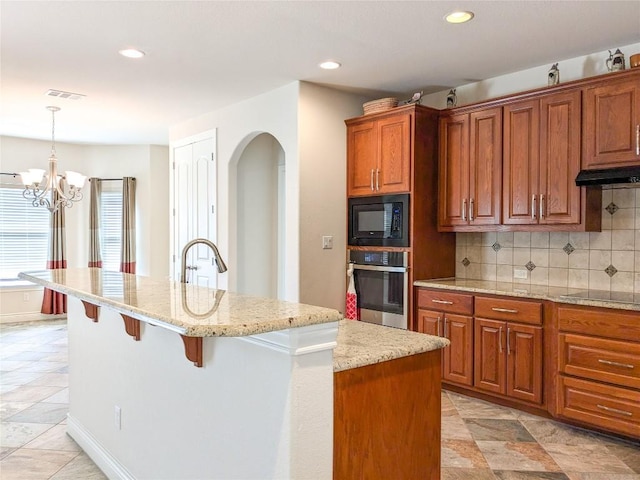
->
[119,48,146,59]
[445,11,474,24]
[319,61,341,70]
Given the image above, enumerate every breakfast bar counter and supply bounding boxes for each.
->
[20,268,448,480]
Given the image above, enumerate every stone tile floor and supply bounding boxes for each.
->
[1,320,639,479]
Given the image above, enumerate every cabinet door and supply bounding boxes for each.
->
[583,76,640,169]
[417,308,443,337]
[377,114,411,194]
[474,318,506,395]
[469,107,502,226]
[507,323,543,404]
[443,314,473,386]
[539,90,582,225]
[438,114,469,227]
[503,100,540,225]
[347,121,377,196]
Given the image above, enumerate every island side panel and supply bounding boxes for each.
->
[333,350,442,480]
[65,297,336,480]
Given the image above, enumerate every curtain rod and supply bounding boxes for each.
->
[0,172,18,177]
[89,177,136,182]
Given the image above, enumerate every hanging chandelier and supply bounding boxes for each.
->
[19,106,86,213]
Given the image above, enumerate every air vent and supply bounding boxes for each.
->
[45,89,86,100]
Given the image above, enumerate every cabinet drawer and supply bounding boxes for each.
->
[557,376,640,439]
[557,305,640,340]
[416,289,473,315]
[475,296,542,325]
[559,333,640,389]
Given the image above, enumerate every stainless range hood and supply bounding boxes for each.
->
[575,166,640,186]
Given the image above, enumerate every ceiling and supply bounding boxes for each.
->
[1,1,639,146]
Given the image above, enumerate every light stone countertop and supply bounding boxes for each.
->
[19,269,342,337]
[414,278,640,312]
[333,319,449,372]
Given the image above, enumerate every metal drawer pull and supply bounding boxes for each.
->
[597,404,633,417]
[598,359,635,369]
[432,299,454,305]
[492,307,519,314]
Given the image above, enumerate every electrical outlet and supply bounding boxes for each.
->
[513,268,528,280]
[22,292,30,302]
[114,405,122,430]
[322,236,333,250]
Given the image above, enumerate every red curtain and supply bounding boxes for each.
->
[120,177,136,274]
[41,181,67,314]
[88,178,103,268]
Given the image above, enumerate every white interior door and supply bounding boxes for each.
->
[172,135,217,287]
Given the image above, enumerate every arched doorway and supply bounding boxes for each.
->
[235,133,285,299]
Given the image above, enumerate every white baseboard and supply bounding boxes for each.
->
[0,313,66,324]
[66,414,136,480]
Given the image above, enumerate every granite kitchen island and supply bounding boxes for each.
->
[20,268,448,480]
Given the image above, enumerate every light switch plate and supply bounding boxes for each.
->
[513,268,528,279]
[322,236,333,249]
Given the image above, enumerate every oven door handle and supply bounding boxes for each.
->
[352,264,408,273]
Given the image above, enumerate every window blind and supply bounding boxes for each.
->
[0,186,50,280]
[100,185,122,271]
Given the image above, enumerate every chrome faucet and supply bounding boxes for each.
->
[180,238,228,283]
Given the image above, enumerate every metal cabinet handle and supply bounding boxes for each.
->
[597,404,633,417]
[531,194,537,220]
[598,359,635,369]
[376,169,380,191]
[499,326,503,353]
[432,299,453,305]
[444,317,448,338]
[370,169,374,191]
[540,194,544,219]
[507,327,512,355]
[469,198,474,222]
[636,124,639,156]
[492,307,519,314]
[437,316,441,337]
[462,199,467,221]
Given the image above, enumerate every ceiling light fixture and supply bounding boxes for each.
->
[119,48,146,59]
[20,106,86,213]
[319,60,341,70]
[445,11,474,24]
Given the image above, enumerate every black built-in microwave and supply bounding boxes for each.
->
[348,194,409,247]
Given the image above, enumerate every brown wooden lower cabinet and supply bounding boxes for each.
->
[557,376,640,439]
[334,350,442,480]
[474,319,543,404]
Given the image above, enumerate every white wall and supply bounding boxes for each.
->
[171,83,301,299]
[0,136,169,321]
[422,42,640,109]
[170,82,368,311]
[298,82,369,311]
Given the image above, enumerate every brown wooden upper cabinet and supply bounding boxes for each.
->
[503,90,588,227]
[438,107,502,230]
[346,112,411,196]
[583,73,640,169]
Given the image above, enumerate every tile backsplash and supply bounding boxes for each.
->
[455,187,640,293]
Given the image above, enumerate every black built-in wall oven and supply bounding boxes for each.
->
[348,250,409,329]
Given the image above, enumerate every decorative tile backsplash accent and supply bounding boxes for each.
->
[455,187,639,293]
